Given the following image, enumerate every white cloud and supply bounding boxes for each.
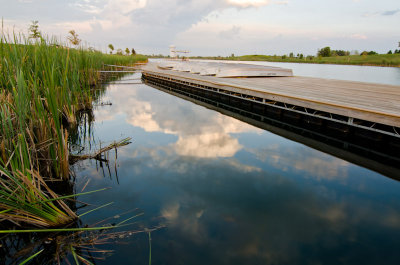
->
[54,19,98,33]
[273,0,288,5]
[74,1,103,14]
[74,0,147,14]
[2,0,398,55]
[219,25,241,39]
[227,0,270,8]
[362,12,379,17]
[104,0,147,15]
[70,0,147,31]
[350,33,367,40]
[175,20,321,52]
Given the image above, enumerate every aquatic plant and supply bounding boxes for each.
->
[0,30,146,227]
[1,210,162,265]
[0,165,78,227]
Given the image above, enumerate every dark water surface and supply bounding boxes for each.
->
[73,67,400,265]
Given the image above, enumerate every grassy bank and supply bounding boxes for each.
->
[0,34,146,228]
[191,54,400,67]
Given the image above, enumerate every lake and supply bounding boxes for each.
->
[71,62,400,265]
[193,59,400,85]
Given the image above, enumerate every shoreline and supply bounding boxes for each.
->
[184,55,400,68]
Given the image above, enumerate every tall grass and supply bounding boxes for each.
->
[0,31,146,227]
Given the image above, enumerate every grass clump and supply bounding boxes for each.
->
[0,31,146,227]
[0,165,77,227]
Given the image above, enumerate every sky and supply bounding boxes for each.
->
[1,0,399,56]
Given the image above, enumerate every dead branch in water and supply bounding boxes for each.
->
[70,137,131,164]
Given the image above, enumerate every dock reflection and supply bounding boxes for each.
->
[144,81,400,181]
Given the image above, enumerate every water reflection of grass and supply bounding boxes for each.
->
[1,212,161,265]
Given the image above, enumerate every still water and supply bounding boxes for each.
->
[194,59,400,85]
[74,63,400,264]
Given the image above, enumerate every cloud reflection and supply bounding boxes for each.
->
[248,144,350,180]
[95,79,258,158]
[96,77,351,177]
[81,78,400,264]
[174,133,241,157]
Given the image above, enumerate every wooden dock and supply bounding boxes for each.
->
[142,61,400,138]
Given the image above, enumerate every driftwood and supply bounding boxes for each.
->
[69,137,131,164]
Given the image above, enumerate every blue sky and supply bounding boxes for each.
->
[1,0,399,56]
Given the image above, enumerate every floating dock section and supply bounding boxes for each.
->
[142,61,400,143]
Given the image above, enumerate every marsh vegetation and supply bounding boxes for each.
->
[0,31,146,229]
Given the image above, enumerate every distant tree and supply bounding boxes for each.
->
[388,50,393,54]
[88,47,100,53]
[318,47,331,57]
[282,55,287,59]
[299,54,304,59]
[361,51,377,55]
[394,49,400,54]
[125,48,130,55]
[289,52,294,58]
[332,50,348,56]
[108,44,114,54]
[231,53,235,57]
[67,30,81,46]
[28,20,41,39]
[131,48,136,55]
[116,48,123,55]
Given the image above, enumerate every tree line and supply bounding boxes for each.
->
[317,46,399,57]
[387,49,400,54]
[107,44,136,56]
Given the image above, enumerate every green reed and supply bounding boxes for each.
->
[0,31,146,227]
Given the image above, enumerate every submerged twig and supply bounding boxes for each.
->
[69,137,131,164]
[94,101,112,107]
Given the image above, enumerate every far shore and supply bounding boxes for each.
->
[187,54,400,68]
[148,54,400,68]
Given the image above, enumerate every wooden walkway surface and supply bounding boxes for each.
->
[142,62,400,128]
